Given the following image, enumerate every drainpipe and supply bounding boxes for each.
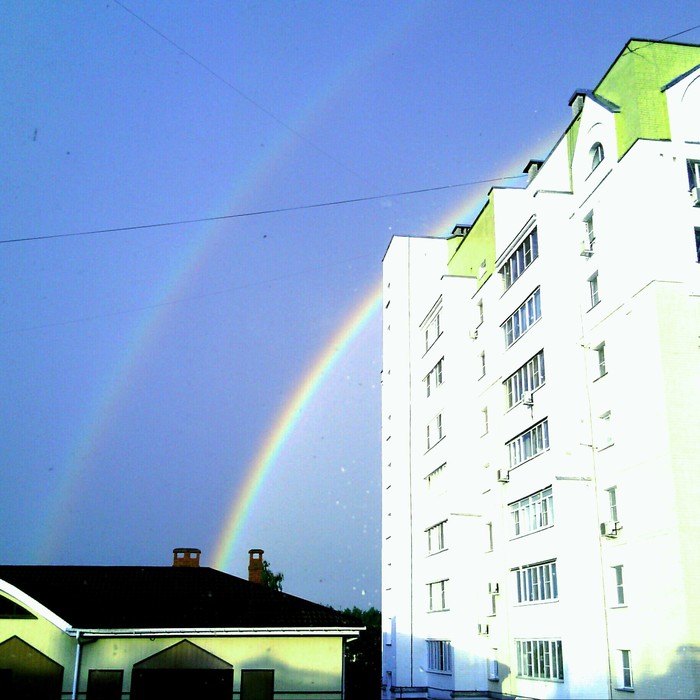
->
[71,631,82,700]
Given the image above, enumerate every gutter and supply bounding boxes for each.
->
[67,626,365,638]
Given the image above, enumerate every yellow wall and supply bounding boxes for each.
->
[1,593,346,697]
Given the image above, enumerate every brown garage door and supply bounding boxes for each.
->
[131,668,233,700]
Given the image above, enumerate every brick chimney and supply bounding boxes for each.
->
[248,549,264,584]
[172,548,201,568]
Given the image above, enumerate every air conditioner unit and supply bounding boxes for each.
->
[600,521,620,538]
[496,469,509,483]
[692,186,700,206]
[522,390,534,407]
[478,621,490,636]
[469,328,479,340]
[580,239,594,257]
[488,581,500,595]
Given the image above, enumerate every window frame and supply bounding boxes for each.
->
[428,580,448,612]
[588,272,600,308]
[502,288,542,348]
[500,227,539,290]
[507,419,550,468]
[425,358,444,397]
[504,350,546,408]
[426,640,452,673]
[595,342,607,378]
[515,639,564,682]
[510,486,554,539]
[612,565,625,606]
[606,486,618,522]
[426,412,444,450]
[513,560,559,604]
[618,649,633,690]
[426,521,446,554]
[425,312,441,353]
[590,142,605,171]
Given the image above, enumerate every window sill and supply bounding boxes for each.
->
[597,442,615,452]
[615,688,634,693]
[427,608,450,614]
[514,599,559,607]
[592,371,608,383]
[425,435,446,454]
[610,604,628,610]
[588,300,601,312]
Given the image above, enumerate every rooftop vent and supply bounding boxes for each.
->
[248,548,264,584]
[569,91,586,117]
[172,548,201,568]
[523,159,544,183]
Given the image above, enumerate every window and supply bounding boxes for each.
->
[241,670,274,700]
[595,343,607,378]
[618,650,633,690]
[427,521,446,554]
[87,670,124,700]
[480,351,486,378]
[513,560,558,604]
[503,288,542,347]
[591,142,605,171]
[507,419,550,468]
[486,522,494,552]
[427,463,446,492]
[589,272,600,307]
[612,565,625,606]
[425,358,444,397]
[427,413,444,450]
[510,487,553,538]
[504,350,546,408]
[489,590,497,616]
[598,411,613,449]
[584,213,595,251]
[501,227,539,289]
[428,580,448,611]
[425,312,441,352]
[695,228,700,262]
[687,159,700,189]
[607,486,618,521]
[478,299,484,325]
[427,640,452,673]
[516,639,564,681]
[482,406,489,435]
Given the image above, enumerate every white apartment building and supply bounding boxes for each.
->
[381,39,700,700]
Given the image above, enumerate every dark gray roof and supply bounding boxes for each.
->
[0,566,360,632]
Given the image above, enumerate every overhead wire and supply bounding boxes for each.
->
[0,174,525,244]
[112,0,370,185]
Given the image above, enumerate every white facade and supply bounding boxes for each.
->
[382,39,700,700]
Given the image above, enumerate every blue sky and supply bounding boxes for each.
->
[2,1,699,610]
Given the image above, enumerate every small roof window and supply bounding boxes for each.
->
[590,142,604,171]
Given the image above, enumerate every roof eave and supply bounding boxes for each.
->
[67,626,366,638]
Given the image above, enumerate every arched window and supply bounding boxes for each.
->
[590,142,604,171]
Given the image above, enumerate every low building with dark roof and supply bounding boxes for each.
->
[0,548,363,699]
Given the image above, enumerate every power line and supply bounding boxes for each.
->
[0,174,525,244]
[112,0,371,185]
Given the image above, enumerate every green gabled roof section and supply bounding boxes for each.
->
[594,39,700,158]
[446,191,496,290]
